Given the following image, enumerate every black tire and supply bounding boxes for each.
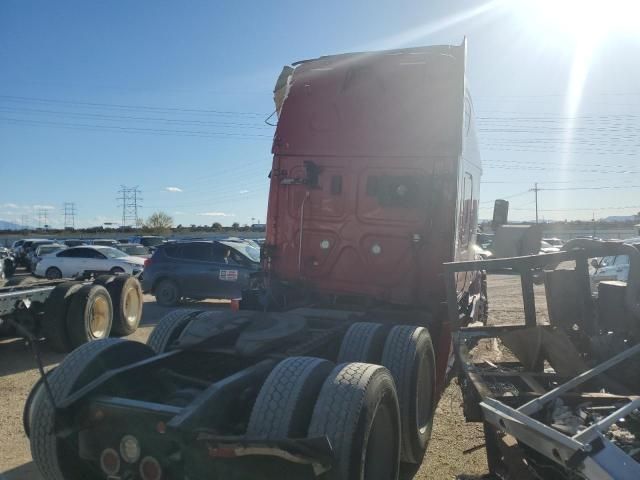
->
[247,357,333,439]
[381,326,436,465]
[337,322,386,364]
[154,278,180,306]
[308,363,401,480]
[109,266,125,275]
[29,339,154,480]
[66,284,113,349]
[146,309,202,353]
[23,367,56,438]
[43,282,83,352]
[5,275,39,286]
[45,267,63,280]
[94,275,143,336]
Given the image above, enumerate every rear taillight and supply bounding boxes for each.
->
[100,448,120,476]
[230,299,241,311]
[139,456,162,480]
[144,258,152,268]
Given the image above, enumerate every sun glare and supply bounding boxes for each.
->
[520,0,640,43]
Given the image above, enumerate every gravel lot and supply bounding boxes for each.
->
[0,274,543,479]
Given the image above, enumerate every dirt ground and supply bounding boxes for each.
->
[0,274,542,479]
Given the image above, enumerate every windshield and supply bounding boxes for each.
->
[121,245,148,255]
[141,237,164,247]
[39,246,62,255]
[100,247,128,259]
[223,242,260,263]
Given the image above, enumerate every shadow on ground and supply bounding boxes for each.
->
[0,461,40,480]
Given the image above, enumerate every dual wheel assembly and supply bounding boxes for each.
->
[246,321,437,479]
[43,274,143,352]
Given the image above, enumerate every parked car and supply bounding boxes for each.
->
[62,239,87,247]
[539,240,561,254]
[543,237,564,247]
[29,243,67,272]
[0,247,16,277]
[590,254,630,292]
[130,235,165,251]
[90,239,120,247]
[25,239,58,270]
[15,238,50,265]
[35,245,146,279]
[116,244,151,258]
[141,240,261,306]
[11,239,25,252]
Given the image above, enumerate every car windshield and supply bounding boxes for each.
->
[100,247,128,258]
[39,246,62,255]
[224,242,260,263]
[121,245,148,255]
[600,256,616,267]
[141,237,164,247]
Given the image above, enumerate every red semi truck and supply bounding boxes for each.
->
[25,42,485,480]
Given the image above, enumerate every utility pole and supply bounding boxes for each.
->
[531,182,540,224]
[63,202,76,229]
[21,215,28,230]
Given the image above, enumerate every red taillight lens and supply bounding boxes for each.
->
[144,258,152,268]
[100,448,120,476]
[139,456,162,480]
[230,298,240,311]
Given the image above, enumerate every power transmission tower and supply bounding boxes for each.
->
[37,209,49,230]
[63,202,76,229]
[117,186,143,229]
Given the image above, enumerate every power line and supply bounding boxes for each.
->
[0,117,274,139]
[0,106,274,129]
[0,94,267,117]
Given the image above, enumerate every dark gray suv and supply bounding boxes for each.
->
[141,240,261,306]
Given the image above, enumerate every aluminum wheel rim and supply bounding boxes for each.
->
[90,296,109,338]
[123,287,140,325]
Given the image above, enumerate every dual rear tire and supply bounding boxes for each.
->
[245,323,433,479]
[247,357,401,480]
[43,275,143,352]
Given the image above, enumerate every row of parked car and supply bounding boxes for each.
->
[4,236,263,306]
[10,236,165,273]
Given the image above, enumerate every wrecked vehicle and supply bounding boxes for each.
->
[448,238,640,480]
[24,41,487,480]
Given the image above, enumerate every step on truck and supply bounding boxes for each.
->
[25,41,486,480]
[0,274,143,353]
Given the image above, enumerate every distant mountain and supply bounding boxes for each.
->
[601,215,638,223]
[0,220,22,230]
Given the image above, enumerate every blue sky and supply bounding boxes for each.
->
[1,0,639,228]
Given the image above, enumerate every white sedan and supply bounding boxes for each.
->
[35,245,146,279]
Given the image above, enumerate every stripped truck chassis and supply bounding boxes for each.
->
[445,244,640,480]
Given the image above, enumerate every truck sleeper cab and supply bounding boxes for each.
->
[26,42,484,480]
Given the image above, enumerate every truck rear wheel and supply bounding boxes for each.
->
[308,363,401,480]
[44,282,83,352]
[381,326,436,465]
[66,284,113,349]
[337,322,386,363]
[94,275,143,336]
[23,367,55,438]
[247,357,333,438]
[146,309,202,353]
[29,339,154,480]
